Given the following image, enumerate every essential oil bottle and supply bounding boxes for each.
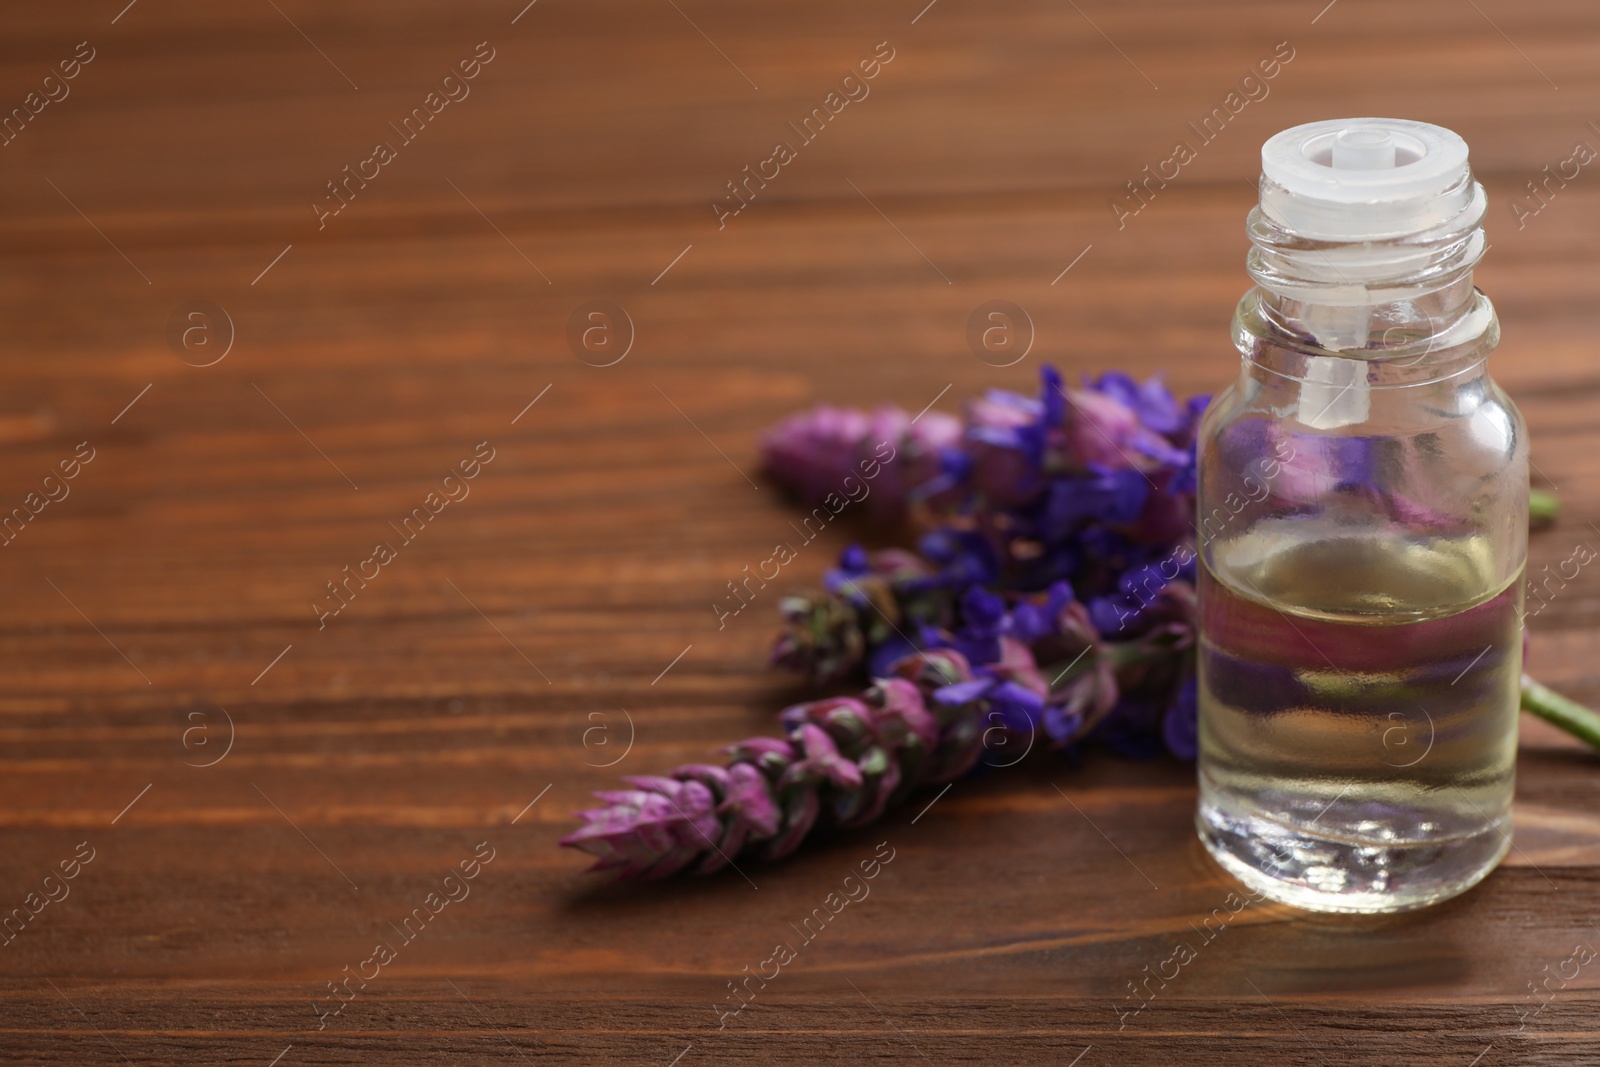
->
[1194,118,1527,912]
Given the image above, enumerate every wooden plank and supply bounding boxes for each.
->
[2,0,1600,1061]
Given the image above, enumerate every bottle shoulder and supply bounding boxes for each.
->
[1231,286,1500,388]
[1198,366,1526,469]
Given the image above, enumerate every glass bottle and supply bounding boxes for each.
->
[1194,118,1527,912]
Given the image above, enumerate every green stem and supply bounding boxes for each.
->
[1521,675,1600,751]
[1530,488,1560,529]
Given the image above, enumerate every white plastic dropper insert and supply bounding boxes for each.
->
[1256,118,1476,430]
[1260,117,1472,241]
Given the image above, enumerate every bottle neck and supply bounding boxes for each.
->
[1238,179,1495,398]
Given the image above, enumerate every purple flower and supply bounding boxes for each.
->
[1130,465,1197,544]
[1041,365,1067,428]
[929,635,1051,747]
[1162,674,1199,760]
[1042,705,1082,744]
[823,544,874,600]
[760,403,961,520]
[778,722,865,793]
[867,677,942,753]
[951,586,1009,665]
[984,680,1046,733]
[1061,381,1191,472]
[889,644,975,691]
[1092,556,1196,636]
[561,776,723,878]
[780,695,873,744]
[670,763,784,874]
[1087,372,1185,436]
[1009,581,1075,644]
[1175,395,1211,448]
[1042,466,1150,540]
[965,388,1047,506]
[1060,386,1145,469]
[760,404,867,505]
[929,674,1040,779]
[985,634,1051,698]
[867,635,919,678]
[825,545,942,605]
[918,528,1002,590]
[1039,600,1120,745]
[870,406,966,515]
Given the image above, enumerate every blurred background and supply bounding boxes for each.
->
[2,0,1598,1062]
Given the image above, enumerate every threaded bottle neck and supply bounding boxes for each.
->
[1245,118,1491,358]
[1245,178,1488,355]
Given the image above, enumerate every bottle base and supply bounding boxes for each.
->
[1196,786,1511,914]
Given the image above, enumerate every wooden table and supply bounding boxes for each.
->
[3,1,1599,1062]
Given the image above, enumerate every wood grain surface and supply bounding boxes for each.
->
[3,0,1600,1063]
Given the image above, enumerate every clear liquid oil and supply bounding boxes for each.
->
[1197,518,1522,912]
